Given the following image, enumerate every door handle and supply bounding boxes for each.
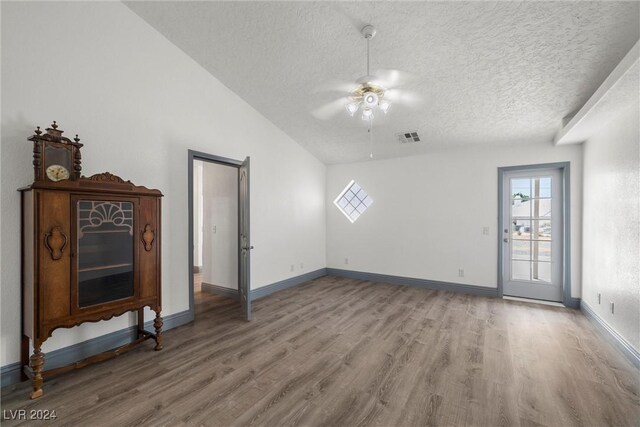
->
[503,238,509,243]
[242,246,254,250]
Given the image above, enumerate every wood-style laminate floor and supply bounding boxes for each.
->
[2,276,638,426]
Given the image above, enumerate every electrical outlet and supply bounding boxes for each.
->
[482,226,490,235]
[344,258,349,265]
[212,225,217,234]
[290,264,294,272]
[458,269,464,277]
[597,293,601,304]
[610,301,614,314]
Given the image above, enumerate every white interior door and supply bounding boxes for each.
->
[502,168,563,301]
[239,157,251,321]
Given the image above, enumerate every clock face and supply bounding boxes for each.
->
[46,164,70,182]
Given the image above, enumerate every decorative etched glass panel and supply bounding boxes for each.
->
[77,201,134,307]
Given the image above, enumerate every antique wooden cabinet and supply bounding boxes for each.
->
[20,122,163,399]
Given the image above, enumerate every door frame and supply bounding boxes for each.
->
[187,149,244,320]
[497,162,574,307]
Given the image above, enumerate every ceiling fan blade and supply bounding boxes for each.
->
[384,89,423,107]
[373,69,420,89]
[310,98,348,120]
[311,80,357,94]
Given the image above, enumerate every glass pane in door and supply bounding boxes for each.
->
[532,261,551,283]
[511,219,531,240]
[77,201,134,307]
[511,240,531,260]
[511,260,531,281]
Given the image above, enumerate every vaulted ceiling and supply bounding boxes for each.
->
[126,1,639,164]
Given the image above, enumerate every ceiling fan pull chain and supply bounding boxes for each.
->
[368,117,374,159]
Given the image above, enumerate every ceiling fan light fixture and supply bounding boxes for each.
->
[342,25,396,123]
[346,102,359,116]
[363,91,379,108]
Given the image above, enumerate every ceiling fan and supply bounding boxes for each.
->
[311,25,420,122]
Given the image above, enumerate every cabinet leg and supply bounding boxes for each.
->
[153,311,163,351]
[30,346,44,399]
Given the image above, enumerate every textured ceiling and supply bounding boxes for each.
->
[126,1,639,164]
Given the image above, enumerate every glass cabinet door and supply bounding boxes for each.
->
[76,200,134,307]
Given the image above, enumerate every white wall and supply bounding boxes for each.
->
[326,143,583,296]
[0,2,326,366]
[582,102,639,351]
[200,161,238,289]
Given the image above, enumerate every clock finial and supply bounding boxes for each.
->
[51,121,58,130]
[74,134,80,143]
[35,126,42,136]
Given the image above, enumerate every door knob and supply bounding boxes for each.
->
[503,238,509,243]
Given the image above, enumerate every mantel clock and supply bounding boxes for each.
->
[29,121,82,182]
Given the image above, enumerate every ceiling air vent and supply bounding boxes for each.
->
[397,131,421,144]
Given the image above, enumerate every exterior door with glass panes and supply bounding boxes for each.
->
[502,168,563,301]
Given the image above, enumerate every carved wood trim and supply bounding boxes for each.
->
[141,224,155,252]
[87,172,130,184]
[28,122,83,147]
[73,138,82,179]
[44,226,67,260]
[33,141,42,181]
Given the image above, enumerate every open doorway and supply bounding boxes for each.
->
[194,158,238,298]
[188,150,251,321]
